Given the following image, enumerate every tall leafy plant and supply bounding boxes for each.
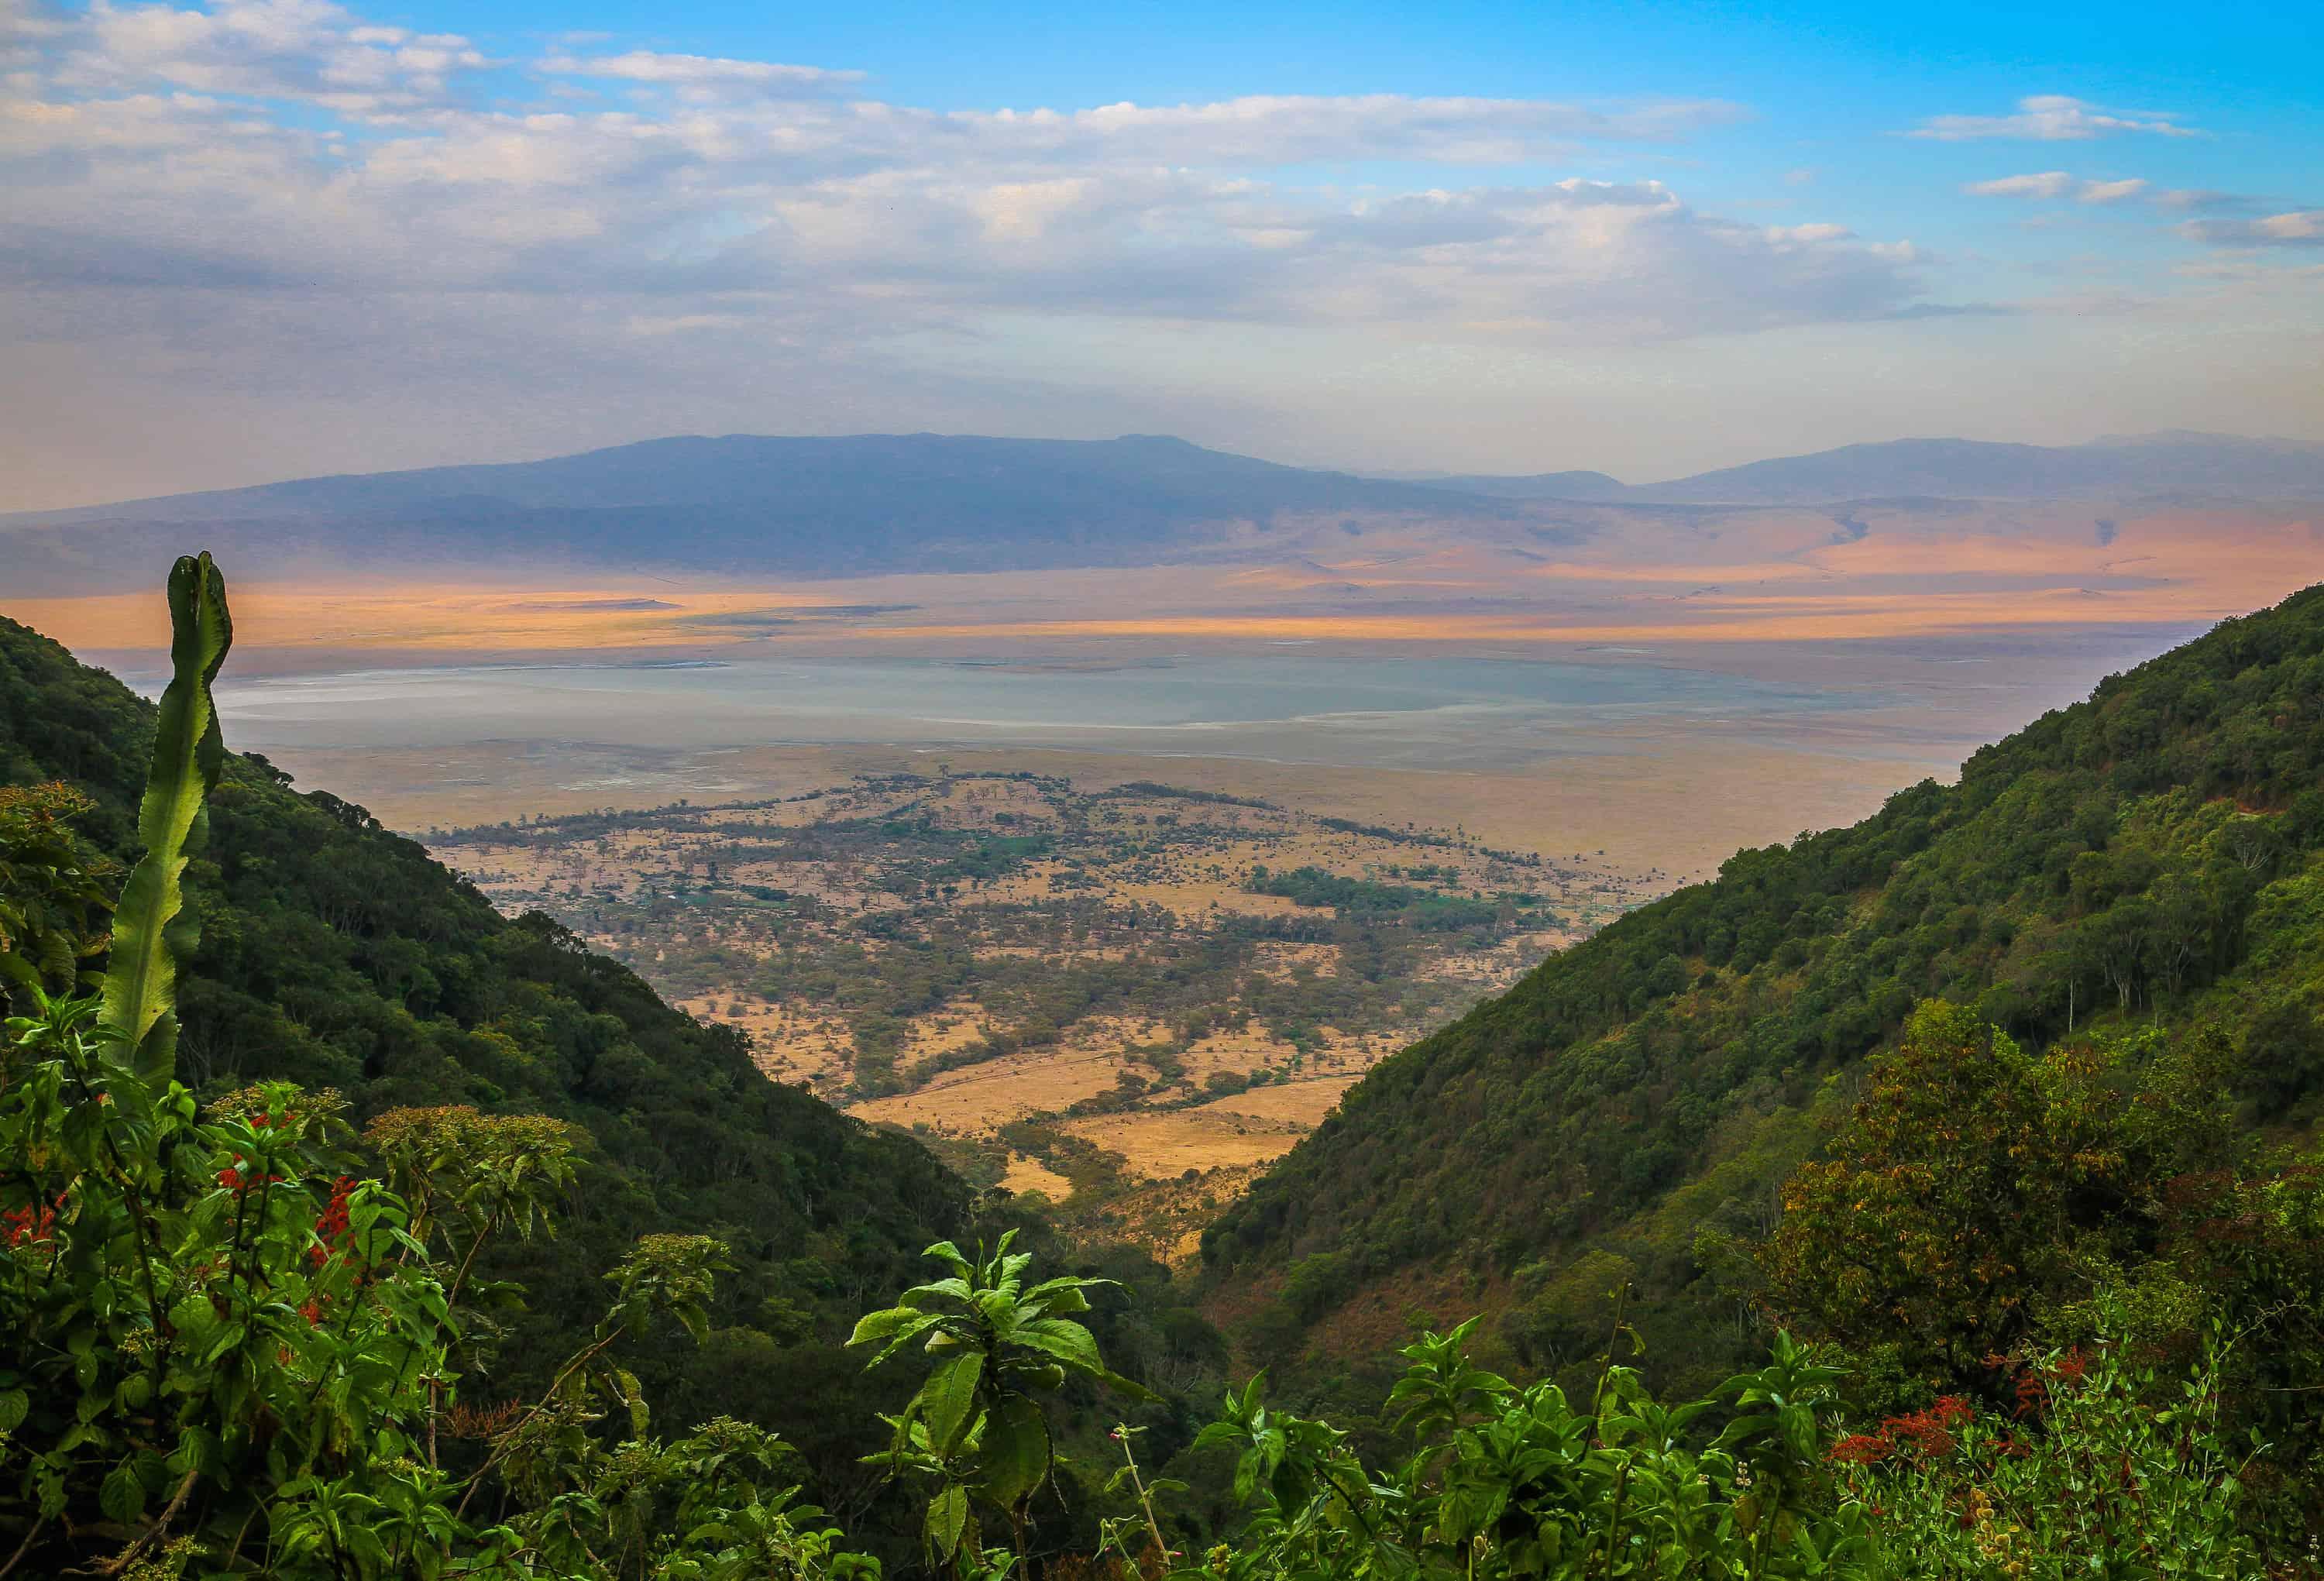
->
[851,1229,1152,1572]
[98,551,232,1083]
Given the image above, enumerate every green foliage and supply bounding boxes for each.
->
[1248,866,1513,933]
[849,1231,1151,1571]
[1758,1002,2230,1370]
[1838,1325,2258,1579]
[0,980,882,1577]
[1752,1002,2324,1541]
[101,552,233,1084]
[0,781,115,1005]
[1183,1325,1876,1579]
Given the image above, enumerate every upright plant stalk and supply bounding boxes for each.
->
[1112,1425,1171,1571]
[99,551,233,1082]
[1589,1280,1634,1432]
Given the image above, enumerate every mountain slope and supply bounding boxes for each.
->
[1411,431,2324,506]
[1642,432,2324,504]
[1202,583,2324,1384]
[0,611,977,1521]
[1403,469,1634,502]
[0,433,1508,593]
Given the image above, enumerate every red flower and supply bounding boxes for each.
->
[1878,1396,1975,1460]
[1828,1433,1892,1466]
[2,1196,62,1249]
[310,1177,358,1265]
[2013,1372,2048,1418]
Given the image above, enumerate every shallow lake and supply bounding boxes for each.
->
[194,652,1896,772]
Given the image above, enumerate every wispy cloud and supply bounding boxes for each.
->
[1965,171,2074,198]
[2153,188,2246,212]
[47,0,490,112]
[537,50,863,91]
[1912,95,2199,142]
[2180,211,2324,248]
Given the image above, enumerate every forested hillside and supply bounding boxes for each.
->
[0,611,985,1530]
[1206,583,2324,1388]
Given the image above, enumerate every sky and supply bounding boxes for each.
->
[3,0,2320,511]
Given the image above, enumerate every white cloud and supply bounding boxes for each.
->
[2181,211,2324,249]
[1965,171,2073,198]
[1965,173,2189,212]
[1912,95,2198,142]
[538,50,861,92]
[2153,188,2242,212]
[52,0,489,111]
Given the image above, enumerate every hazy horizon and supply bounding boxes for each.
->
[10,421,2324,519]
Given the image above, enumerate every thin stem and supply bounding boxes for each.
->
[1596,1461,1628,1581]
[0,1516,47,1580]
[1590,1281,1633,1434]
[62,1041,174,1380]
[1114,1428,1171,1570]
[434,1217,500,1468]
[94,1466,200,1578]
[452,1327,625,1521]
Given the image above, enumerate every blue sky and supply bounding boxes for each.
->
[2,0,2319,507]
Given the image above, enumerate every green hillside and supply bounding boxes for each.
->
[0,610,979,1524]
[1204,585,2324,1381]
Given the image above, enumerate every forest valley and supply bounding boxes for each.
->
[2,555,2322,1578]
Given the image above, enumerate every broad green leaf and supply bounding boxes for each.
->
[99,552,232,1083]
[1013,1318,1101,1373]
[921,1352,984,1456]
[919,1240,973,1278]
[978,1394,1050,1512]
[100,1458,146,1524]
[847,1306,920,1346]
[925,1483,968,1560]
[860,1315,945,1370]
[901,1277,975,1308]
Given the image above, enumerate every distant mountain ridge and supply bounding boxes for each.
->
[0,433,1508,593]
[7,428,2321,595]
[1418,430,2324,505]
